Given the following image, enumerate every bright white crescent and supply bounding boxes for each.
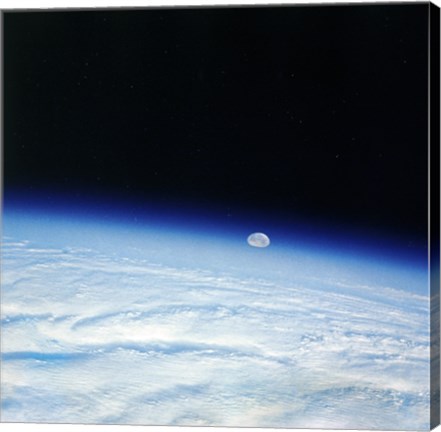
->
[247,232,270,248]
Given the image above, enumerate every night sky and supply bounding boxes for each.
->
[3,4,429,242]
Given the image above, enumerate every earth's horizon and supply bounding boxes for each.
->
[1,200,430,429]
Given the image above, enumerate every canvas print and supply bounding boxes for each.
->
[1,3,440,430]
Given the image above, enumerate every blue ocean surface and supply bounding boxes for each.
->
[1,194,430,428]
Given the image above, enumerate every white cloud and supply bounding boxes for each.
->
[1,237,430,429]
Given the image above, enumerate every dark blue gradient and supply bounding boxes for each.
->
[3,188,428,258]
[3,188,428,295]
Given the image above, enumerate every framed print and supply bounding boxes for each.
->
[1,2,440,430]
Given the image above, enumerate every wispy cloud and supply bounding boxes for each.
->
[1,238,430,428]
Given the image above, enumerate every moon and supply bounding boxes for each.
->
[247,232,270,248]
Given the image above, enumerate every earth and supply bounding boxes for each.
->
[1,201,430,429]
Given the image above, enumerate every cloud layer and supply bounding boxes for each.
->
[1,236,430,428]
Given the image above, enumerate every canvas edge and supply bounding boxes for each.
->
[0,7,6,425]
[430,1,441,430]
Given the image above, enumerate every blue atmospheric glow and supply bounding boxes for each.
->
[1,192,430,428]
[2,191,428,294]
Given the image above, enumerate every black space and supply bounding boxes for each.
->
[3,4,429,238]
